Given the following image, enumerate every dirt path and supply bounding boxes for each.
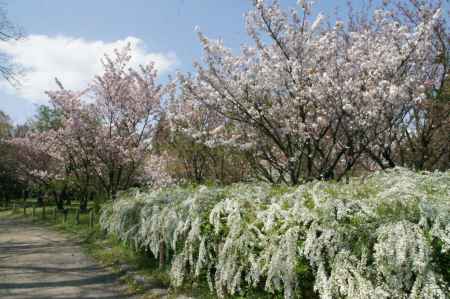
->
[0,217,133,299]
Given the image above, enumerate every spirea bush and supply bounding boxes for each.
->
[100,168,450,298]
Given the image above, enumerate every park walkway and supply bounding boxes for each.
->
[0,217,133,299]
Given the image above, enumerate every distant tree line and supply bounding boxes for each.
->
[0,0,448,211]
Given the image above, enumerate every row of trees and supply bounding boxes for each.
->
[1,49,169,209]
[1,0,448,209]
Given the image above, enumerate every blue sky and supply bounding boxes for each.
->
[0,0,364,123]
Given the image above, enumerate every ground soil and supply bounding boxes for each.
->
[0,217,134,299]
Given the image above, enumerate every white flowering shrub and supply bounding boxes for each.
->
[100,168,450,298]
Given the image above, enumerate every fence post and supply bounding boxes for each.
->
[32,205,36,217]
[63,210,68,224]
[89,210,94,228]
[13,202,16,213]
[23,197,27,214]
[42,205,46,219]
[75,209,80,225]
[53,208,57,221]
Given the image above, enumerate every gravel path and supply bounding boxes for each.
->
[0,217,133,299]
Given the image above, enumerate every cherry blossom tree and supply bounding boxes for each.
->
[0,111,26,203]
[174,0,445,184]
[368,0,450,171]
[166,89,251,184]
[44,46,169,203]
[8,131,65,207]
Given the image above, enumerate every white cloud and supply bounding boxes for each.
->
[0,35,177,103]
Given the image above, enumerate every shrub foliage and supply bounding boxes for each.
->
[100,168,450,298]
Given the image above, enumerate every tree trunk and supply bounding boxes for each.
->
[53,191,64,210]
[79,195,88,213]
[36,193,44,207]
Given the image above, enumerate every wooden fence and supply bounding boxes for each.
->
[5,200,97,228]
